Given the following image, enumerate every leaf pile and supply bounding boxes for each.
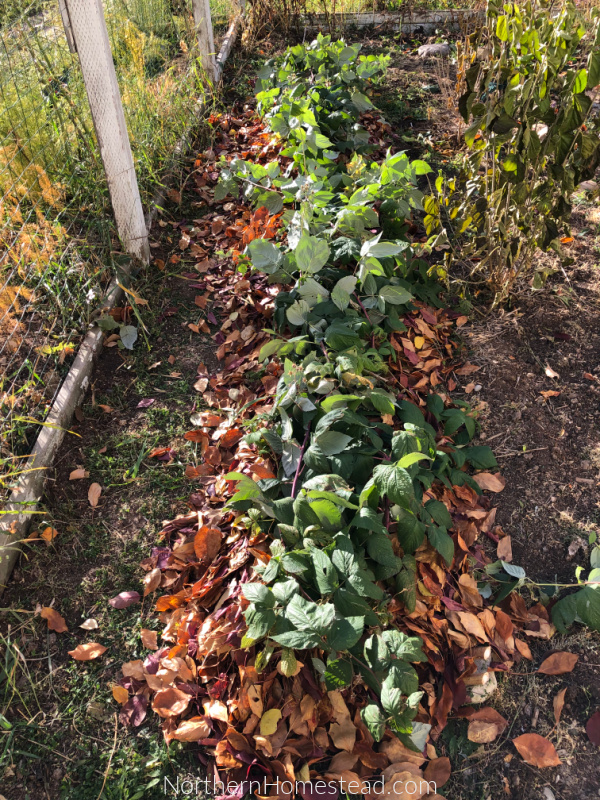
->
[115,36,568,795]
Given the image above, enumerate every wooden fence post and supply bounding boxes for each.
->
[192,0,217,81]
[63,0,150,263]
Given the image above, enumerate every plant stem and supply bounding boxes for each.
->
[291,422,312,499]
[353,292,372,325]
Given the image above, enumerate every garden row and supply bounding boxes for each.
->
[112,26,600,795]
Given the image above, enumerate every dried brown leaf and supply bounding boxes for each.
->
[40,607,68,633]
[88,482,102,507]
[513,733,561,767]
[140,629,158,650]
[467,720,500,743]
[423,756,451,788]
[194,526,222,562]
[472,472,506,492]
[173,716,212,742]
[538,652,579,675]
[143,567,161,597]
[152,687,191,718]
[553,688,567,724]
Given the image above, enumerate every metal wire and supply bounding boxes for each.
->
[0,0,236,499]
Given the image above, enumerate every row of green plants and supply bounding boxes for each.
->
[218,34,504,746]
[428,0,600,298]
[217,30,600,744]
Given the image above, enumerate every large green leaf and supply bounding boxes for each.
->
[295,234,330,273]
[328,616,364,651]
[427,525,455,566]
[361,704,386,742]
[373,463,414,505]
[247,238,283,272]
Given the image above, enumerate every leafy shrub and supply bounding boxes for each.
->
[426,0,600,298]
[217,37,502,745]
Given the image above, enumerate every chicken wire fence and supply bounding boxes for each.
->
[0,0,237,498]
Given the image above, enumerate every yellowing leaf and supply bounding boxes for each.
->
[277,648,301,677]
[112,685,129,705]
[41,527,59,544]
[414,335,425,349]
[260,708,282,736]
[247,685,263,717]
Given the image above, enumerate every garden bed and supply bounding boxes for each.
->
[1,28,600,800]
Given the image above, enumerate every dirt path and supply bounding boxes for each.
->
[450,205,600,800]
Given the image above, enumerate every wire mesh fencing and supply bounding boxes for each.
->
[0,0,238,501]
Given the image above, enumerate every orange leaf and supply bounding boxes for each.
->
[40,607,68,633]
[152,687,191,718]
[194,526,222,562]
[538,651,579,675]
[553,688,567,724]
[68,642,107,661]
[220,428,244,449]
[69,468,89,480]
[560,236,574,243]
[112,685,129,705]
[515,639,533,660]
[184,430,209,447]
[513,733,561,767]
[40,527,59,544]
[423,756,451,788]
[251,464,276,480]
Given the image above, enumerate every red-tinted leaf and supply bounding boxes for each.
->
[109,591,140,609]
[586,710,600,746]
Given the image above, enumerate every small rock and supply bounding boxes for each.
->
[417,43,450,58]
